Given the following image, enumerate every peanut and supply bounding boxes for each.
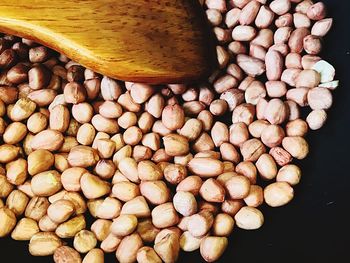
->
[0,5,339,260]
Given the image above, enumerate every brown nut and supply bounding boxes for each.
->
[38,215,58,232]
[91,114,119,134]
[231,103,256,125]
[95,197,121,219]
[176,175,203,196]
[53,246,82,263]
[288,28,310,53]
[236,161,257,184]
[212,213,235,237]
[229,122,249,146]
[232,26,257,41]
[28,65,51,90]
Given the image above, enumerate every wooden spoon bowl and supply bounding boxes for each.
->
[0,0,216,84]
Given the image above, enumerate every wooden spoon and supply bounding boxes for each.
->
[0,0,216,84]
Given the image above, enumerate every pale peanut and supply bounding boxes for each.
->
[29,232,62,256]
[234,206,264,230]
[111,214,138,237]
[116,233,143,263]
[264,182,294,207]
[200,236,228,262]
[11,217,39,241]
[121,196,151,218]
[83,249,104,263]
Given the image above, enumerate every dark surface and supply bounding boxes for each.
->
[1,0,350,262]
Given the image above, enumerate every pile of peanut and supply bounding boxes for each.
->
[0,0,338,262]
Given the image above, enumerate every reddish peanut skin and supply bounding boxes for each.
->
[239,1,261,26]
[288,28,310,53]
[265,50,284,81]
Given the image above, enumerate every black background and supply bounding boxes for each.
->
[1,0,350,262]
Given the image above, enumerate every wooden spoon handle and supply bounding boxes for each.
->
[0,0,216,84]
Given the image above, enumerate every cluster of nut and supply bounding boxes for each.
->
[0,0,337,262]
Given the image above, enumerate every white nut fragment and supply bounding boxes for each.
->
[234,206,264,230]
[318,80,339,90]
[312,60,335,83]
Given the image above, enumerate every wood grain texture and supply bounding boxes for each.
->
[0,0,216,83]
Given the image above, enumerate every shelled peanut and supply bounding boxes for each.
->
[0,0,338,262]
